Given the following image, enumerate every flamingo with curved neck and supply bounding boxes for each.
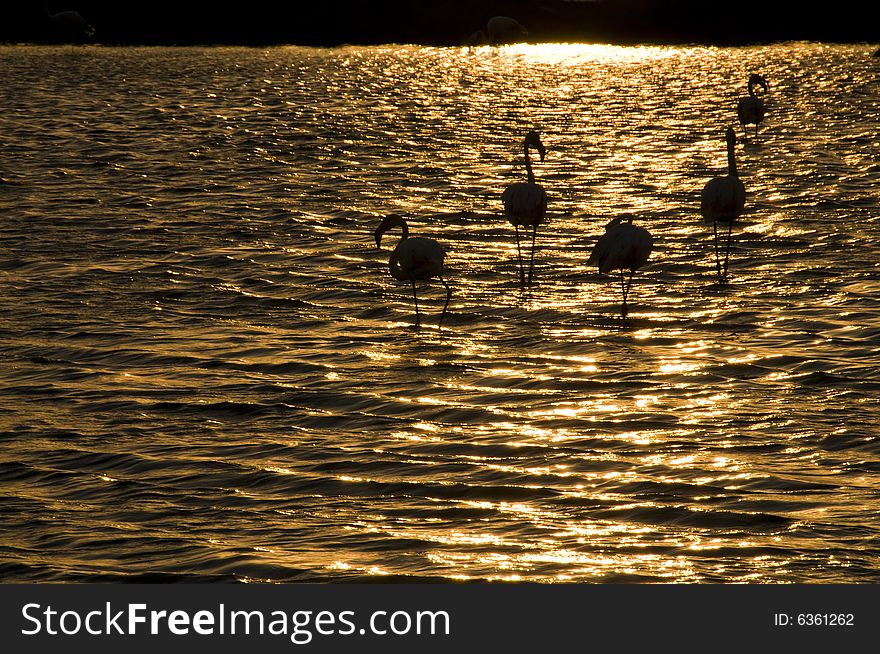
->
[502,130,547,285]
[42,1,96,39]
[737,73,769,138]
[374,215,451,328]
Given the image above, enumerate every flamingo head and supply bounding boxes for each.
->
[748,73,769,95]
[374,214,409,248]
[525,130,546,162]
[725,126,736,148]
[605,215,634,231]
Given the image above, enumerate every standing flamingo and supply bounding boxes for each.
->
[502,130,547,285]
[43,1,95,39]
[463,30,488,46]
[588,216,653,316]
[486,16,529,44]
[374,214,451,328]
[701,127,746,283]
[737,73,769,138]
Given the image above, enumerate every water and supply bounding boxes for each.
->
[1,43,878,583]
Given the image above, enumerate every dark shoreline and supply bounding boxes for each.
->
[5,1,878,48]
[2,40,878,50]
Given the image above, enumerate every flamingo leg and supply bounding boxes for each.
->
[411,279,420,327]
[723,220,733,280]
[514,224,525,285]
[438,275,452,328]
[713,220,723,282]
[622,270,635,317]
[527,225,537,284]
[617,269,629,318]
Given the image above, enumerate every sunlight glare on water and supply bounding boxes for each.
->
[0,43,878,583]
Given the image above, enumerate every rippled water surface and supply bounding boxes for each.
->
[1,43,879,582]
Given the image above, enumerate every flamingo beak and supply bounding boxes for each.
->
[374,223,386,249]
[537,142,546,162]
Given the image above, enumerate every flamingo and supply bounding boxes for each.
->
[43,1,95,39]
[737,73,769,138]
[588,216,653,315]
[701,127,746,283]
[502,130,547,285]
[486,16,528,45]
[374,214,451,328]
[464,30,488,46]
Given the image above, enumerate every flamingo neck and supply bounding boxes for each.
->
[375,214,409,250]
[748,76,768,100]
[388,249,406,280]
[384,216,409,242]
[748,79,760,98]
[524,142,535,185]
[727,138,738,177]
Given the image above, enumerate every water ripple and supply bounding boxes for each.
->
[1,43,878,583]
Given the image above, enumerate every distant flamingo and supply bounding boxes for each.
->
[502,130,547,285]
[464,30,488,46]
[43,1,95,39]
[737,73,769,138]
[374,214,451,327]
[486,16,528,44]
[588,216,653,315]
[701,127,746,282]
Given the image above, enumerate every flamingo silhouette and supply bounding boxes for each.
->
[502,130,547,285]
[464,30,488,46]
[486,16,528,45]
[588,216,653,315]
[374,214,451,328]
[737,73,769,138]
[43,1,95,40]
[701,127,746,283]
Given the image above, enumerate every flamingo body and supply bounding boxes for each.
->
[43,2,95,39]
[464,30,488,46]
[700,175,745,223]
[388,237,445,283]
[502,182,547,228]
[736,96,765,132]
[588,218,653,274]
[487,16,528,44]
